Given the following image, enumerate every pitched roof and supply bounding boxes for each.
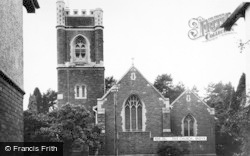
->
[170,89,211,109]
[220,2,250,31]
[98,65,167,101]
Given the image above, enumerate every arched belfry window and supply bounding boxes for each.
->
[124,95,142,131]
[70,35,89,63]
[182,114,197,136]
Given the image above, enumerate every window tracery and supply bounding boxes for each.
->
[182,114,197,136]
[124,95,142,131]
[70,35,89,64]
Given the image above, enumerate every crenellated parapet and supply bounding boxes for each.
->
[64,8,102,17]
[56,1,103,27]
[64,8,103,26]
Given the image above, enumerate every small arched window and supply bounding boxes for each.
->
[74,84,87,99]
[182,114,196,136]
[124,95,142,131]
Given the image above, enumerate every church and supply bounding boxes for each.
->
[55,1,216,155]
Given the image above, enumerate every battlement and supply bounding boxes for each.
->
[56,1,103,27]
[64,8,103,16]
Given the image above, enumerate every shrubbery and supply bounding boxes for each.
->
[157,140,189,156]
[24,103,102,155]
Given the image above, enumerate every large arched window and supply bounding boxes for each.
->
[124,95,142,131]
[182,114,196,136]
[70,35,89,63]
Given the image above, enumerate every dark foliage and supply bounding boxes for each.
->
[153,74,185,102]
[157,141,189,156]
[24,103,102,155]
[28,88,57,113]
[105,76,117,92]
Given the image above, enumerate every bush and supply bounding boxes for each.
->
[157,141,189,156]
[24,103,102,155]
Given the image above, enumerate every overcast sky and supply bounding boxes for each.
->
[23,0,246,110]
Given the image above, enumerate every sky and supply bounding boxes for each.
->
[23,0,246,110]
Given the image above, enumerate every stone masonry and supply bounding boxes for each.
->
[0,72,24,142]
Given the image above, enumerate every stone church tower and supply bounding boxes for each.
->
[56,0,105,111]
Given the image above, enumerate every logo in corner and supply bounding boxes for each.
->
[188,13,233,41]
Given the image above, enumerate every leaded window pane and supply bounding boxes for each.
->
[125,106,130,130]
[76,86,80,97]
[183,114,195,136]
[184,120,188,136]
[190,125,194,136]
[75,49,80,57]
[82,85,86,97]
[131,105,136,130]
[80,49,86,58]
[137,105,142,130]
[74,36,86,59]
[125,95,142,131]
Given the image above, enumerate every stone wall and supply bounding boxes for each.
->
[0,71,24,142]
[0,0,24,142]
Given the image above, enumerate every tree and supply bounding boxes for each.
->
[28,88,57,113]
[205,82,234,123]
[28,94,37,112]
[23,103,102,155]
[224,74,246,137]
[237,105,250,156]
[231,73,246,112]
[191,85,199,95]
[42,89,57,112]
[223,73,249,156]
[24,110,51,142]
[105,76,117,92]
[49,103,101,155]
[153,74,185,102]
[33,87,43,113]
[204,82,241,156]
[215,131,242,156]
